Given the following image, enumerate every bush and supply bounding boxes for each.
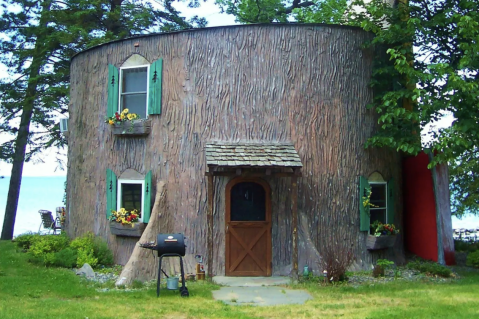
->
[28,234,70,266]
[454,240,479,253]
[466,251,479,268]
[71,232,113,268]
[93,236,114,267]
[14,233,40,250]
[53,248,78,268]
[406,260,452,278]
[319,238,355,282]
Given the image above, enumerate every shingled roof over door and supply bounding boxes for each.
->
[205,142,303,168]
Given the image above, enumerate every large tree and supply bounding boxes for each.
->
[0,0,206,240]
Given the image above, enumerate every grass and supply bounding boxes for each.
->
[1,240,479,318]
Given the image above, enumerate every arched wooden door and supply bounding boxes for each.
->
[225,178,272,276]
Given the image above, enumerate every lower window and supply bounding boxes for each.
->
[117,179,144,222]
[369,183,387,225]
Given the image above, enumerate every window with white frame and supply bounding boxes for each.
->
[119,66,149,119]
[117,179,145,222]
[359,172,395,233]
[369,182,387,225]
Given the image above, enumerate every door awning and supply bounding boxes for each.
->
[205,142,303,168]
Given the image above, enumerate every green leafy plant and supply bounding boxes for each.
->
[407,260,452,278]
[466,251,479,268]
[28,234,70,266]
[373,259,394,278]
[13,233,40,250]
[53,248,78,268]
[92,236,114,267]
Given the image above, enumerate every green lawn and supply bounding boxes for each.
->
[1,240,479,319]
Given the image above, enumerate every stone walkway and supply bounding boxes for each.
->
[212,276,312,306]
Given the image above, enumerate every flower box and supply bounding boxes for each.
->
[366,234,397,250]
[110,222,146,237]
[112,119,151,137]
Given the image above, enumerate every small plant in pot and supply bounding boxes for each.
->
[373,259,394,277]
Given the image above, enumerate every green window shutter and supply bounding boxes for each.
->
[387,178,395,225]
[148,59,163,115]
[106,169,117,220]
[143,170,152,223]
[359,176,370,232]
[107,64,119,118]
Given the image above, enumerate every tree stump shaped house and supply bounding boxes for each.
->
[67,24,447,280]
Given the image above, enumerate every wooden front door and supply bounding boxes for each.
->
[225,178,271,276]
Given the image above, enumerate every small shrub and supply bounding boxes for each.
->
[466,251,479,268]
[28,234,70,266]
[14,233,40,250]
[76,248,98,268]
[319,238,355,282]
[406,260,452,278]
[454,240,479,253]
[92,236,114,266]
[53,248,78,268]
[71,232,99,268]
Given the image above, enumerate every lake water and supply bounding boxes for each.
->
[1,176,478,237]
[0,176,66,236]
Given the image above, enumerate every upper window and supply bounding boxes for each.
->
[107,55,163,121]
[120,66,149,119]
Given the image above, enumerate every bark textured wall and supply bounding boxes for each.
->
[68,24,403,277]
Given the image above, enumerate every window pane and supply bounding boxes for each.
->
[230,182,266,221]
[370,209,387,225]
[121,183,142,217]
[121,94,147,119]
[122,68,147,93]
[370,184,386,208]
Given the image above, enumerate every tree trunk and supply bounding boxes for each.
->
[1,1,52,240]
[115,181,167,286]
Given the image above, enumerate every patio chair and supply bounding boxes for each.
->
[38,210,62,234]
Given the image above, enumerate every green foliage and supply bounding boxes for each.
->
[215,0,347,24]
[28,234,71,266]
[466,251,479,268]
[76,248,98,268]
[53,248,78,268]
[406,260,452,278]
[454,240,479,253]
[376,259,394,269]
[92,236,114,267]
[13,233,41,251]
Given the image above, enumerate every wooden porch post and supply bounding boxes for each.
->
[291,175,298,281]
[207,173,214,278]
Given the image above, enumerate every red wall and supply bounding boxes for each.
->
[403,152,439,261]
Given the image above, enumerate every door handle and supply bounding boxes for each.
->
[226,225,229,234]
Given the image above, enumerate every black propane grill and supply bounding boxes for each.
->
[140,233,189,297]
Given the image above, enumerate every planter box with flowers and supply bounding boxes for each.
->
[109,208,145,237]
[366,221,399,250]
[106,109,151,137]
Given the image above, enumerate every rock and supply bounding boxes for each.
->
[76,263,95,279]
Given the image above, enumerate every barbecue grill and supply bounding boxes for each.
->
[140,233,189,297]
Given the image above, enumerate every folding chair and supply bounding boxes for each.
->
[38,210,62,234]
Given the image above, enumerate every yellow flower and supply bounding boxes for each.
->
[108,120,114,125]
[127,113,135,120]
[122,108,129,114]
[120,114,125,120]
